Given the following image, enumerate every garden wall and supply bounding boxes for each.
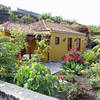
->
[0,80,60,100]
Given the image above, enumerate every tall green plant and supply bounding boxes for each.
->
[83,50,96,65]
[15,63,60,96]
[0,36,20,82]
[0,30,28,83]
[33,35,50,62]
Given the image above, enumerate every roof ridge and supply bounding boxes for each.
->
[42,20,50,30]
[42,20,47,28]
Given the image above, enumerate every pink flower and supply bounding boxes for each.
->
[80,88,82,90]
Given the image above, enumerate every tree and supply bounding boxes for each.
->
[46,18,54,23]
[38,13,52,20]
[0,4,10,11]
[52,16,63,23]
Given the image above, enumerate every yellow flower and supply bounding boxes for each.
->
[15,63,18,67]
[0,66,6,72]
[19,60,22,63]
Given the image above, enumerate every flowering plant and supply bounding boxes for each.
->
[67,83,89,99]
[63,47,84,65]
[79,25,89,33]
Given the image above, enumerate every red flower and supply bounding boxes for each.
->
[73,90,77,95]
[81,59,84,64]
[74,60,77,63]
[75,55,79,58]
[86,89,89,92]
[64,57,68,62]
[77,82,80,86]
[72,57,75,60]
[77,57,81,60]
[59,73,64,80]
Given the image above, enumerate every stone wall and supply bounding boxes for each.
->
[0,80,60,100]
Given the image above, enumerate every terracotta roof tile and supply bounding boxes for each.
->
[31,20,85,35]
[2,20,85,36]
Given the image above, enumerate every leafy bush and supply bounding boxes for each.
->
[92,39,100,61]
[15,63,60,96]
[83,67,100,88]
[0,36,20,83]
[89,76,100,88]
[83,50,96,65]
[0,30,27,83]
[63,61,84,74]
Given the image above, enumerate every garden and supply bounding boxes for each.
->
[0,30,100,100]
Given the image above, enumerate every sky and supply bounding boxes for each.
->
[0,0,100,26]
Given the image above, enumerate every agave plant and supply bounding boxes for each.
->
[92,39,100,52]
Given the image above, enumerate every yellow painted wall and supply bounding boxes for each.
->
[1,30,86,62]
[49,32,86,61]
[0,31,10,37]
[0,32,6,37]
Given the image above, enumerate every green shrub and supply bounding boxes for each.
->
[83,50,96,65]
[0,37,20,83]
[97,90,100,100]
[15,63,60,96]
[0,30,27,83]
[83,67,100,88]
[63,61,84,74]
[89,76,100,88]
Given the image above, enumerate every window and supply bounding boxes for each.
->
[68,38,72,50]
[55,37,60,45]
[76,38,81,51]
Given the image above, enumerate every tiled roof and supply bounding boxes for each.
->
[2,22,50,36]
[2,20,85,36]
[31,20,85,35]
[3,22,35,34]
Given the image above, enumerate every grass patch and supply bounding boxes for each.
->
[93,34,100,37]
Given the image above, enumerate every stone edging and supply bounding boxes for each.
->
[0,80,60,100]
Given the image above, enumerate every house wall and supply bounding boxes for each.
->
[1,30,86,62]
[0,32,8,37]
[0,31,10,37]
[49,32,86,61]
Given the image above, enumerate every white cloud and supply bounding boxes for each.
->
[0,0,100,25]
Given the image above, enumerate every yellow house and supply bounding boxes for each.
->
[1,20,86,61]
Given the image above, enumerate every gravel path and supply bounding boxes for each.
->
[42,61,63,74]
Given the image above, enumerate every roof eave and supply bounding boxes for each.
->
[50,30,86,36]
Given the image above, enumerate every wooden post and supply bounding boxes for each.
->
[27,35,33,59]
